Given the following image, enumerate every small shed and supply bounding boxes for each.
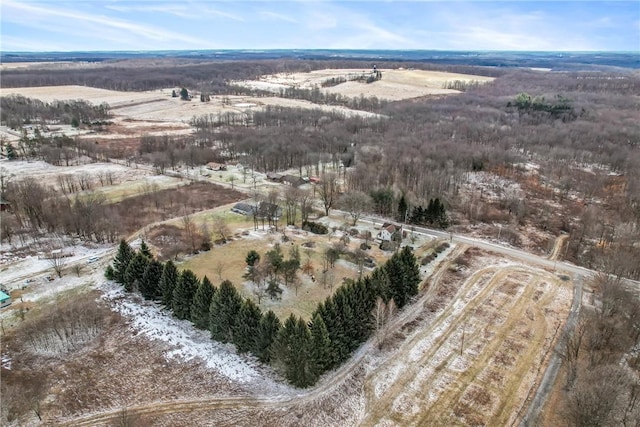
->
[231,203,256,216]
[0,290,11,308]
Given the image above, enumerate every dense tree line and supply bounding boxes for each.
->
[0,95,111,129]
[106,240,420,387]
[409,198,449,229]
[1,177,120,244]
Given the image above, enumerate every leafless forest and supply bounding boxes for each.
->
[3,60,639,278]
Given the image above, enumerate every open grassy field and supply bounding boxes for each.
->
[0,159,187,203]
[179,218,393,321]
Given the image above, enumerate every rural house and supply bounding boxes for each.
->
[280,174,306,187]
[377,222,403,242]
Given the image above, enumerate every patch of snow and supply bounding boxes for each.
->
[420,244,456,279]
[101,283,260,383]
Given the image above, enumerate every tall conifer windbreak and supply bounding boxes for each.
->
[191,276,216,330]
[172,269,199,320]
[209,280,243,343]
[159,261,179,308]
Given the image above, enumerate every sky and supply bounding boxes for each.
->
[1,1,639,52]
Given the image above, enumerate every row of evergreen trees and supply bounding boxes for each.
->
[409,198,450,229]
[106,240,420,387]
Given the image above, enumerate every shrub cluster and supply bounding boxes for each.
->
[302,221,329,235]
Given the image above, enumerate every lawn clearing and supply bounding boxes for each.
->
[179,219,402,321]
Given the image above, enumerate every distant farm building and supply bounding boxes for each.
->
[266,172,283,182]
[206,162,227,171]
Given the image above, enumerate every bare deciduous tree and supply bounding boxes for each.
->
[338,190,372,225]
[318,172,339,217]
[48,250,67,278]
[215,260,225,280]
[373,297,396,349]
[212,216,230,243]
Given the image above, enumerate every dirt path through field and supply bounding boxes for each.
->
[548,234,568,260]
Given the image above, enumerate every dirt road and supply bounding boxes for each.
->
[359,265,568,426]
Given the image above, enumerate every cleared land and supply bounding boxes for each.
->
[179,216,410,321]
[0,68,492,144]
[235,68,494,101]
[360,259,570,425]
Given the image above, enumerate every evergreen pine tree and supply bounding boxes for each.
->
[139,239,153,259]
[385,253,408,308]
[191,276,216,330]
[234,299,263,353]
[291,317,315,387]
[271,315,314,387]
[397,194,408,223]
[245,250,260,267]
[112,239,133,284]
[255,310,281,363]
[399,246,421,300]
[426,199,435,224]
[352,278,375,341]
[159,260,178,308]
[266,278,283,300]
[140,259,163,300]
[172,269,199,320]
[124,252,149,292]
[271,314,297,377]
[323,297,349,366]
[5,142,17,160]
[209,280,243,343]
[309,313,332,376]
[370,266,391,301]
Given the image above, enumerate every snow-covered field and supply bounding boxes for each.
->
[101,282,289,390]
[234,68,494,101]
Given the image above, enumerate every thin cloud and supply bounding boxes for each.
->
[105,4,197,20]
[3,0,209,45]
[259,11,299,24]
[201,7,246,22]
